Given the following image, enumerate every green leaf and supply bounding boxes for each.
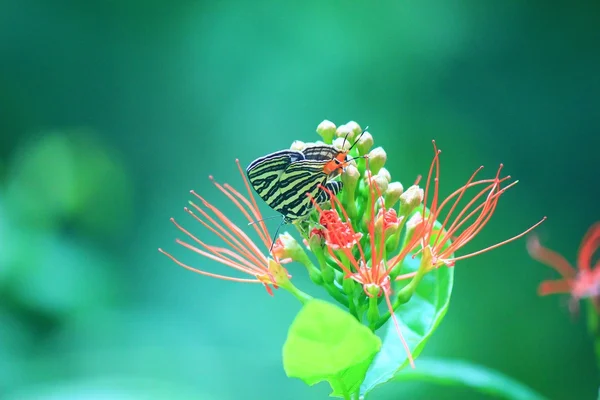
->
[283,299,382,398]
[361,253,454,396]
[383,357,549,400]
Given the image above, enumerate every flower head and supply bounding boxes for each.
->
[308,159,416,368]
[319,209,363,249]
[390,141,546,274]
[159,159,289,295]
[527,222,600,306]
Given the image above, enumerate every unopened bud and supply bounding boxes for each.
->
[342,275,356,295]
[366,173,388,194]
[272,232,306,264]
[306,228,326,252]
[356,132,374,155]
[345,121,363,137]
[385,181,404,209]
[377,167,391,183]
[290,140,306,151]
[399,184,424,215]
[316,120,336,144]
[336,124,357,143]
[332,136,351,152]
[342,164,360,193]
[367,147,386,174]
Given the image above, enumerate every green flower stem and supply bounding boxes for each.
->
[356,301,368,323]
[294,251,323,285]
[324,283,350,308]
[361,187,375,232]
[367,295,380,330]
[343,278,359,319]
[356,157,366,174]
[395,256,429,306]
[389,223,414,280]
[396,210,408,234]
[336,377,351,400]
[310,246,350,306]
[385,231,401,254]
[342,184,358,221]
[279,280,313,305]
[387,211,409,255]
[371,249,432,331]
[337,256,358,318]
[314,247,335,285]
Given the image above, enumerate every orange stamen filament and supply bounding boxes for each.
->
[158,248,261,283]
[435,179,512,252]
[170,217,264,276]
[187,197,267,268]
[184,206,264,270]
[432,166,485,249]
[433,167,512,251]
[366,170,381,281]
[384,289,415,368]
[448,217,547,263]
[220,181,271,248]
[235,159,272,248]
[421,143,440,233]
[395,271,418,280]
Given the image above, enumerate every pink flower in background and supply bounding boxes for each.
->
[528,222,600,309]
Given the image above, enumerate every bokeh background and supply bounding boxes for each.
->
[1,1,598,399]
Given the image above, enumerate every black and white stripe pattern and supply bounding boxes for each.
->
[246,146,344,222]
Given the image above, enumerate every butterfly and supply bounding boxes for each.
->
[246,129,366,249]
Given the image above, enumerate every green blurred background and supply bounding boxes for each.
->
[1,1,598,399]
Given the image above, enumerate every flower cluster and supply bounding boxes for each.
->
[160,120,546,368]
[528,222,600,312]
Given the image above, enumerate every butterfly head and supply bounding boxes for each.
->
[323,126,368,177]
[323,152,350,176]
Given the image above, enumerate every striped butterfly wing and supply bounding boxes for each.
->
[315,180,343,204]
[272,160,343,221]
[246,149,305,205]
[301,144,345,179]
[301,144,339,161]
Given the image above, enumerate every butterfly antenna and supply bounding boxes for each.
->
[348,125,368,152]
[268,216,286,253]
[342,131,350,149]
[248,214,281,226]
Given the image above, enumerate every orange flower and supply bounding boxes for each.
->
[390,141,546,275]
[319,209,363,250]
[158,160,288,295]
[309,163,415,368]
[528,222,600,304]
